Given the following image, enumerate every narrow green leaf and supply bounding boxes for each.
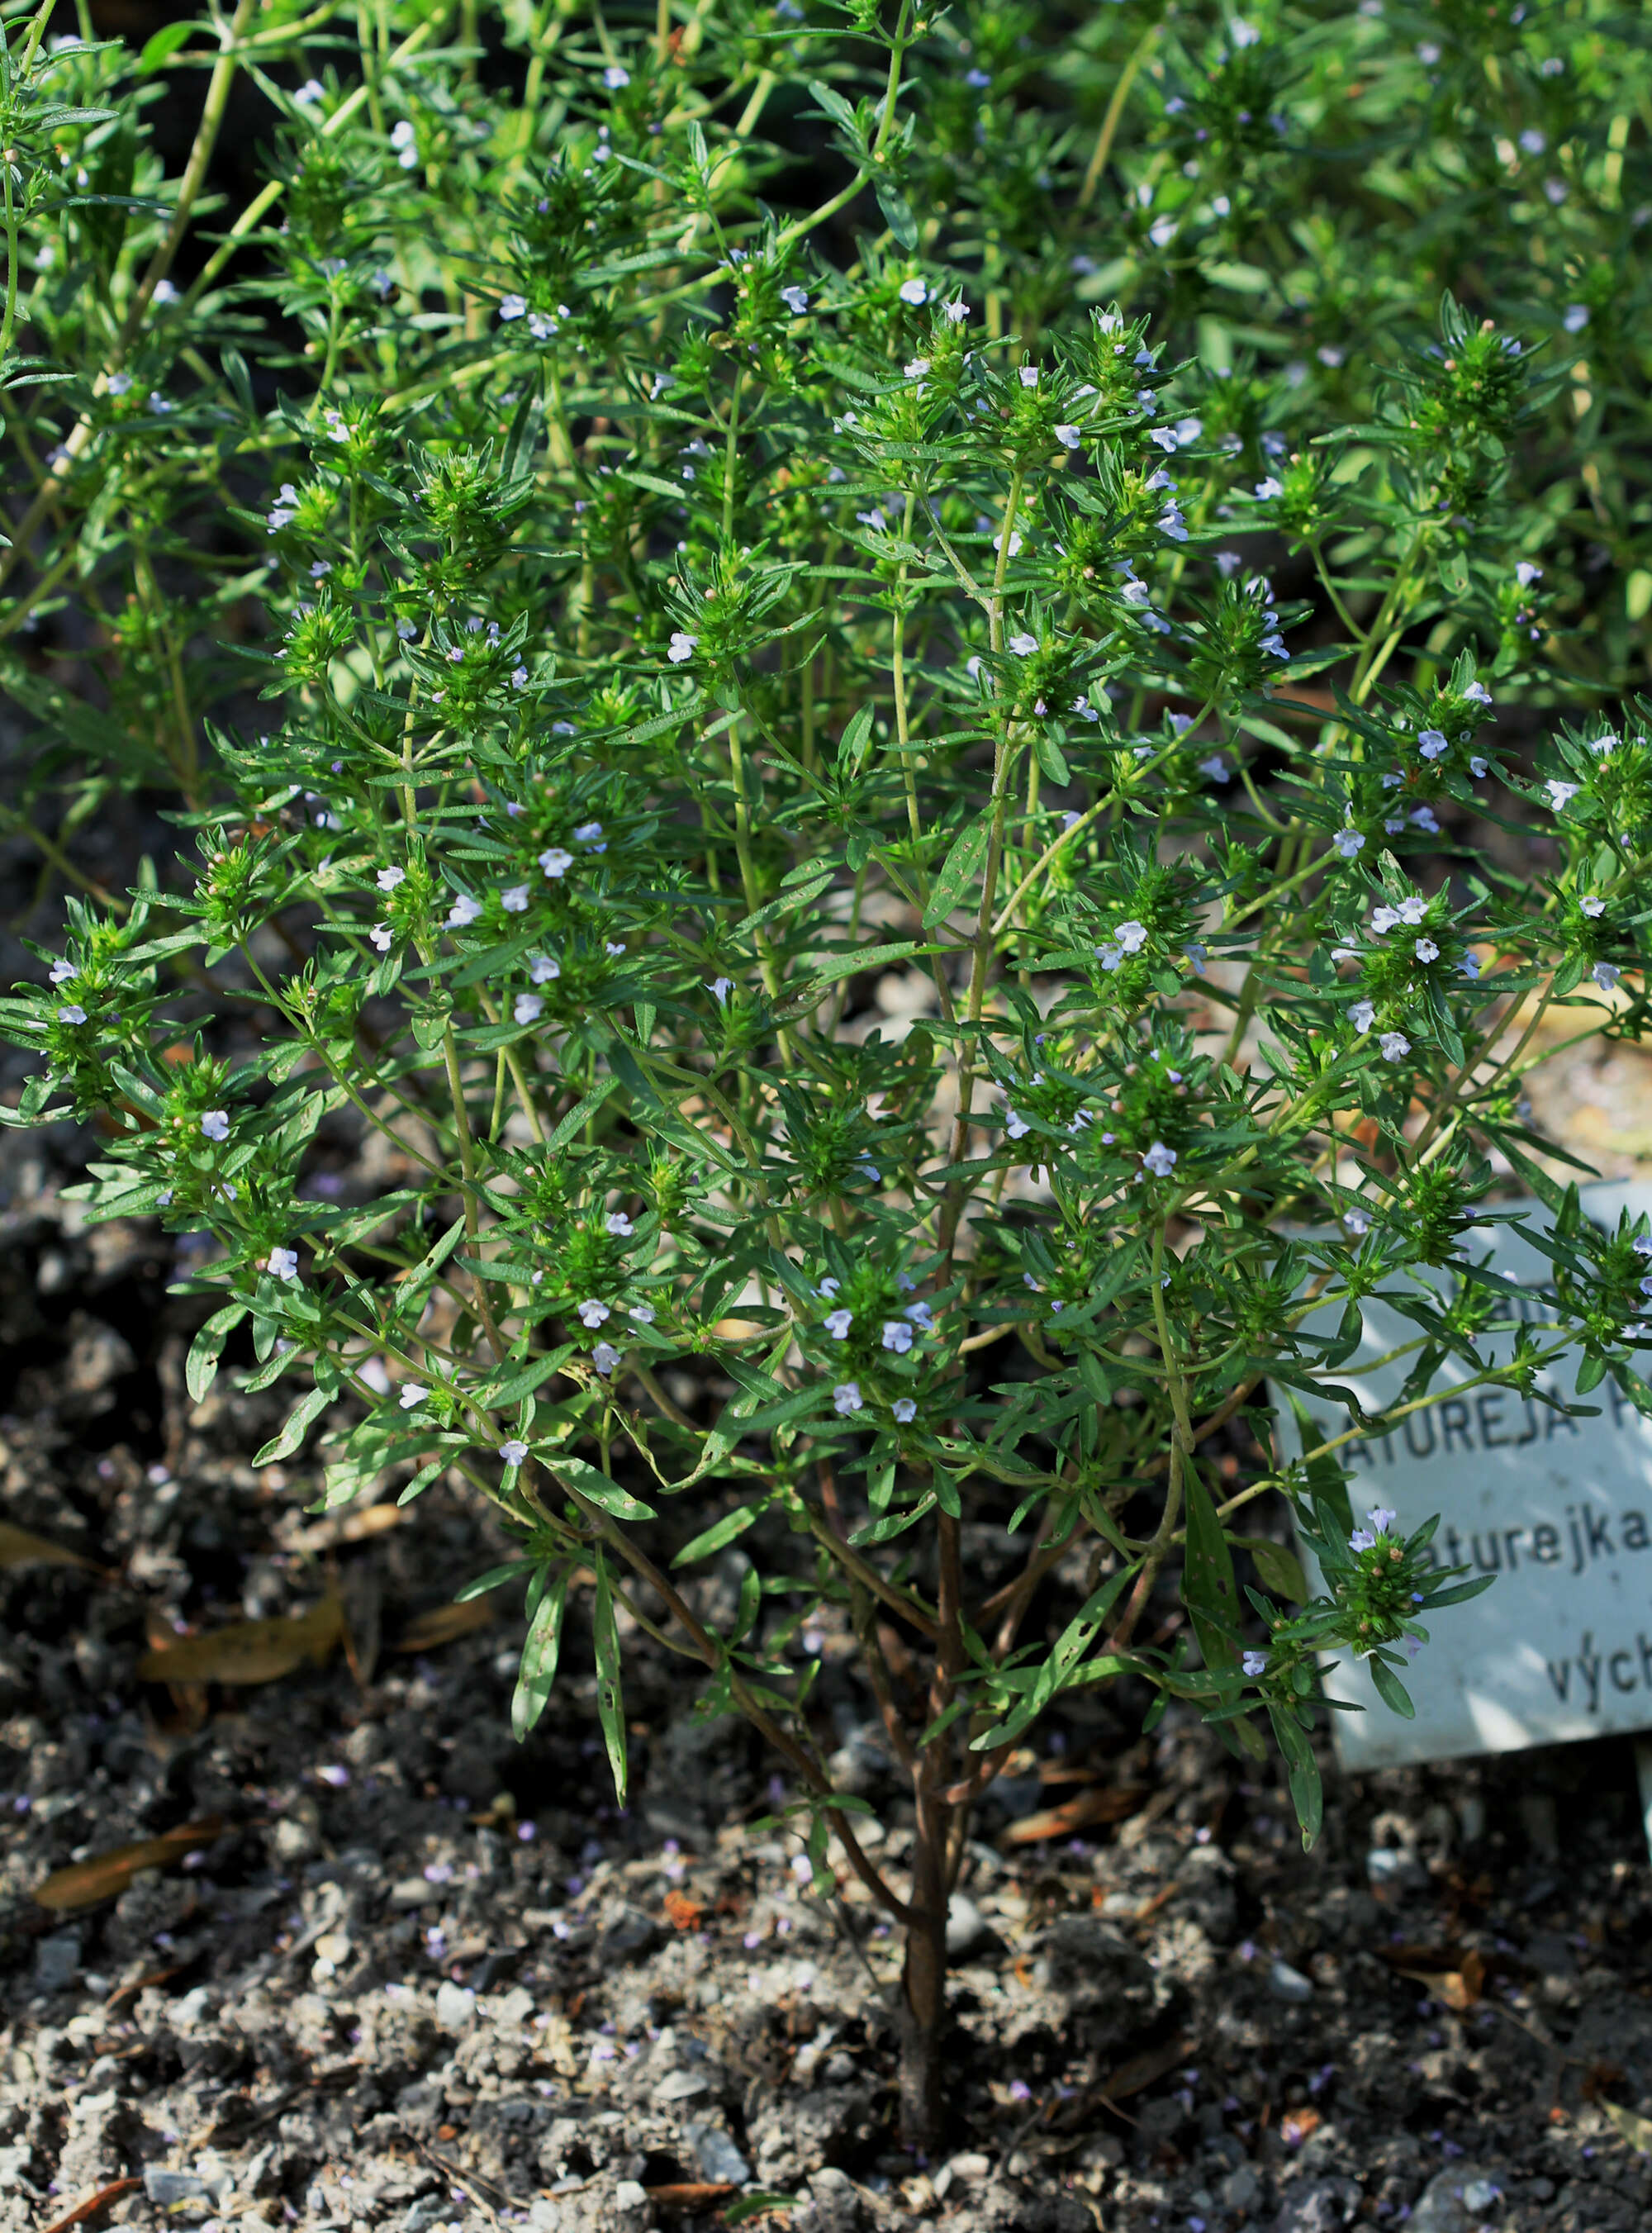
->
[875,178,919,249]
[1242,1537,1309,1603]
[1367,1655,1416,1719]
[135,18,196,75]
[252,1380,331,1466]
[457,1558,534,1603]
[591,1554,628,1802]
[186,1303,246,1404]
[923,814,990,929]
[1181,1466,1241,1670]
[544,1451,657,1521]
[512,1573,568,1740]
[671,1498,771,1566]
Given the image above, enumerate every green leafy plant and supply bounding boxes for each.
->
[3,0,1652,2148]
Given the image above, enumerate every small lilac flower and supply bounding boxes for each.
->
[1345,1207,1371,1236]
[446,894,482,929]
[629,1302,656,1323]
[529,953,561,983]
[1004,1106,1031,1140]
[881,1320,914,1354]
[267,1247,301,1283]
[1379,1031,1412,1061]
[667,631,698,663]
[501,883,530,913]
[369,925,394,953]
[513,993,544,1024]
[399,1384,428,1409]
[1367,1505,1398,1534]
[377,866,406,892]
[1414,937,1439,963]
[591,1342,621,1375]
[1142,1141,1177,1177]
[1594,962,1621,991]
[603,64,629,87]
[500,1441,529,1466]
[499,293,527,321]
[1332,830,1365,859]
[573,820,605,848]
[1241,1650,1269,1678]
[1458,953,1482,980]
[49,957,75,984]
[605,940,626,957]
[1350,999,1375,1033]
[1579,895,1606,918]
[833,1381,863,1414]
[1349,1527,1377,1553]
[57,1004,87,1024]
[898,278,928,306]
[1516,560,1544,587]
[710,976,735,1003]
[1199,753,1230,782]
[1008,632,1039,656]
[1546,779,1580,810]
[577,1298,610,1328]
[200,1109,230,1141]
[824,1309,852,1340]
[1469,755,1488,778]
[1055,424,1082,449]
[780,285,809,315]
[1417,729,1448,759]
[539,846,573,878]
[892,1397,918,1424]
[605,1212,634,1237]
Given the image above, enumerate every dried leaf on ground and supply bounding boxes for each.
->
[1600,2100,1652,2153]
[282,1502,410,1553]
[1384,1943,1488,2009]
[35,1817,224,1912]
[39,2177,144,2233]
[1001,1784,1149,1844]
[0,1521,99,1571]
[136,1597,344,1684]
[393,1599,495,1652]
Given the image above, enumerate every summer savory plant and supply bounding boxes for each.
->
[3,0,1652,2146]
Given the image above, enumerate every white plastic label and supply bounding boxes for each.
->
[1278,1184,1652,1770]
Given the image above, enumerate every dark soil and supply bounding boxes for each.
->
[5,1104,1652,2233]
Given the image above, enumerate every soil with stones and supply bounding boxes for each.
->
[5,1088,1652,2233]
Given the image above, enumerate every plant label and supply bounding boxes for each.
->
[1279,1184,1652,1772]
